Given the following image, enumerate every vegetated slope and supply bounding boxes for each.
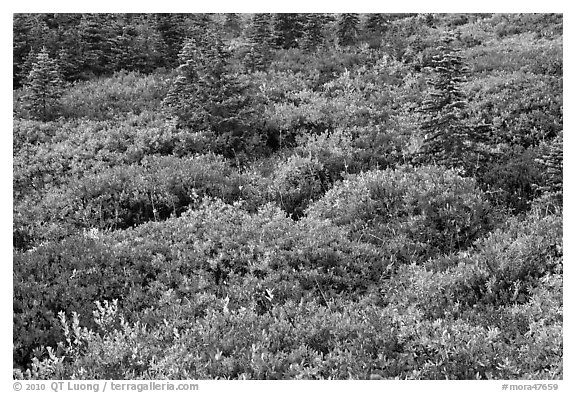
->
[13,13,562,379]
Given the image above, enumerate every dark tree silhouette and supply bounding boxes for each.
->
[244,13,274,72]
[417,33,487,172]
[337,13,360,46]
[22,47,63,121]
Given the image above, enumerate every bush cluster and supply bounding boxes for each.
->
[307,166,497,262]
[13,13,562,380]
[15,206,561,379]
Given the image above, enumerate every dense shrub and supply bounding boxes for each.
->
[269,155,330,218]
[14,117,170,197]
[13,13,563,381]
[465,71,563,149]
[14,198,385,370]
[13,232,181,368]
[294,128,360,179]
[16,272,562,379]
[58,71,170,120]
[479,146,545,214]
[465,34,562,76]
[13,119,60,148]
[265,66,393,148]
[382,209,562,317]
[485,14,563,39]
[307,165,497,262]
[13,154,252,249]
[13,115,245,202]
[269,47,374,88]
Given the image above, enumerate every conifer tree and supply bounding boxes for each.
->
[13,14,34,87]
[17,50,39,87]
[187,13,213,35]
[364,13,389,35]
[111,14,164,73]
[13,14,52,87]
[337,13,360,46]
[537,131,563,195]
[52,14,84,81]
[417,33,486,171]
[78,13,116,76]
[163,36,211,129]
[245,13,274,72]
[272,13,305,49]
[56,47,80,81]
[110,20,138,71]
[301,14,325,52]
[22,47,63,121]
[223,13,242,36]
[154,13,187,68]
[163,29,256,157]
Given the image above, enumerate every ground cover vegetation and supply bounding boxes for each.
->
[13,13,562,379]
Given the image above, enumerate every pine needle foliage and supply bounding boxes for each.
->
[417,33,487,172]
[245,13,274,72]
[301,14,325,53]
[337,13,360,46]
[22,47,63,121]
[162,28,256,158]
[272,13,305,50]
[364,13,389,35]
[223,13,242,36]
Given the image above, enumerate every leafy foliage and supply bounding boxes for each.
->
[13,13,562,380]
[15,204,562,379]
[307,166,497,262]
[57,71,170,120]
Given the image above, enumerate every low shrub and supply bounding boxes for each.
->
[13,154,253,249]
[269,155,330,219]
[58,71,170,120]
[307,165,497,262]
[465,71,563,149]
[381,209,562,318]
[479,146,545,214]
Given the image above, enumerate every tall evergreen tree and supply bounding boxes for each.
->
[57,47,80,81]
[22,47,63,121]
[417,33,486,171]
[163,29,256,157]
[13,14,53,87]
[223,13,242,37]
[109,17,137,71]
[13,14,34,87]
[163,37,209,129]
[301,14,325,52]
[247,13,274,47]
[272,13,305,49]
[53,15,84,81]
[110,14,164,73]
[337,13,360,46]
[244,13,274,72]
[17,50,40,88]
[154,13,187,68]
[186,13,213,35]
[78,14,116,77]
[364,13,389,35]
